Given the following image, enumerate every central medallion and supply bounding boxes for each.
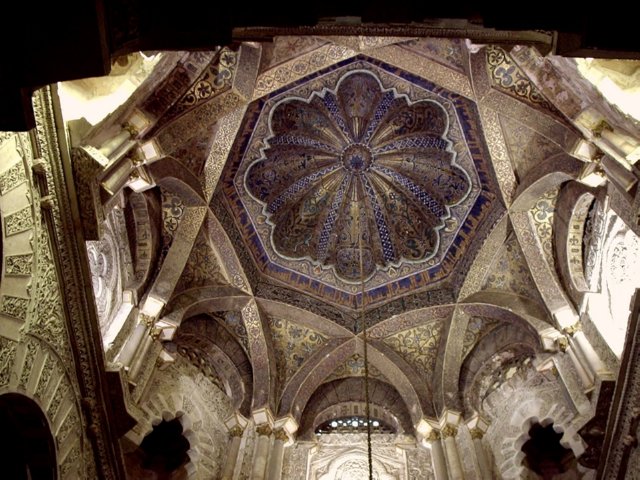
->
[243,68,474,283]
[341,144,373,173]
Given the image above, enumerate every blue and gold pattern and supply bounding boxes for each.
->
[220,56,503,311]
[246,70,471,282]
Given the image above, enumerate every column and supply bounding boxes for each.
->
[425,428,448,480]
[266,428,288,480]
[469,429,491,480]
[221,426,245,480]
[97,111,150,157]
[441,424,463,480]
[98,128,132,157]
[116,317,146,367]
[467,414,491,480]
[128,332,153,379]
[250,424,272,480]
[565,321,609,387]
[573,330,608,378]
[266,416,298,480]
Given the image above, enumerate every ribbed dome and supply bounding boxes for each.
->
[245,71,471,282]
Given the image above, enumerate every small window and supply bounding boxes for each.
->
[315,416,394,435]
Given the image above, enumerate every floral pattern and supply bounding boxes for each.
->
[268,316,327,391]
[382,320,443,378]
[530,187,559,264]
[246,70,471,282]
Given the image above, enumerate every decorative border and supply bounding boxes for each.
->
[33,87,126,479]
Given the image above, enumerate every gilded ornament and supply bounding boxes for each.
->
[229,425,245,437]
[122,122,140,138]
[426,429,441,441]
[469,427,485,440]
[563,322,582,336]
[440,424,458,438]
[556,336,569,352]
[256,424,272,437]
[274,428,290,442]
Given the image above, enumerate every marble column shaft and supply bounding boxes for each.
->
[221,427,244,480]
[266,428,288,480]
[470,430,492,480]
[442,426,464,480]
[427,432,449,480]
[250,425,272,480]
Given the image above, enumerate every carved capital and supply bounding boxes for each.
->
[229,426,245,438]
[273,428,289,442]
[122,122,140,138]
[426,429,441,441]
[256,424,272,437]
[127,148,144,167]
[139,313,156,328]
[469,427,485,440]
[563,321,583,336]
[440,425,458,438]
[556,336,569,352]
[592,120,613,138]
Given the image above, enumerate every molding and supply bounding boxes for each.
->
[32,86,126,479]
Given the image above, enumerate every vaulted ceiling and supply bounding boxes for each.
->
[83,35,592,435]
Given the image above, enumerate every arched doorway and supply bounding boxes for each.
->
[0,392,57,479]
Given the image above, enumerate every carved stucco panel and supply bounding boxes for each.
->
[368,43,474,98]
[33,87,119,478]
[203,106,247,201]
[305,433,422,480]
[510,210,575,317]
[477,105,517,204]
[253,43,356,100]
[242,300,275,409]
[137,356,234,479]
[0,161,26,195]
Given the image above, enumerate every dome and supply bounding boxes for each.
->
[245,71,471,282]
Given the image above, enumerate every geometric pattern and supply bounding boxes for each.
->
[246,70,471,282]
[222,55,503,311]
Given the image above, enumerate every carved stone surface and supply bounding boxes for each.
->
[87,224,119,332]
[31,226,71,359]
[301,433,431,479]
[0,337,17,386]
[139,356,234,479]
[33,87,124,479]
[0,295,29,320]
[483,361,588,478]
[0,162,26,195]
[5,253,33,275]
[4,206,33,236]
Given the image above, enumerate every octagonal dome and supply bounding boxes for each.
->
[221,56,502,310]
